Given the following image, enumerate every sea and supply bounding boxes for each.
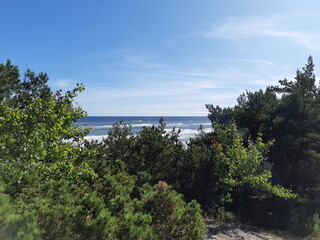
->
[76,116,212,142]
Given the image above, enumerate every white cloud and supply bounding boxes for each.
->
[202,14,320,50]
[76,49,298,116]
[121,54,277,86]
[54,79,72,88]
[125,53,164,69]
[226,58,275,66]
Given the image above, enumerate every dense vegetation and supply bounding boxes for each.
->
[206,56,320,235]
[0,61,204,239]
[0,57,319,238]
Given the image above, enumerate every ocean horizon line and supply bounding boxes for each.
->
[84,116,209,118]
[76,116,212,141]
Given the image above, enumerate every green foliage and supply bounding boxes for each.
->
[0,60,205,239]
[215,56,320,196]
[15,177,155,240]
[0,83,95,196]
[0,60,20,105]
[87,114,294,222]
[5,57,316,238]
[212,122,295,199]
[1,168,204,240]
[267,56,320,195]
[0,60,52,107]
[206,56,320,235]
[0,186,41,240]
[86,119,186,187]
[141,181,205,240]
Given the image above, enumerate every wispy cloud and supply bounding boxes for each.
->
[201,13,320,50]
[120,54,277,85]
[77,53,286,115]
[125,53,164,69]
[54,79,73,88]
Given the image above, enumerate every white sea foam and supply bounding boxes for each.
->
[166,123,183,127]
[129,123,154,128]
[84,135,108,142]
[88,125,113,129]
[180,128,211,136]
[164,128,212,141]
[192,122,212,126]
[89,123,154,129]
[81,128,212,143]
[89,122,184,129]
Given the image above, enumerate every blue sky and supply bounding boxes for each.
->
[1,0,320,116]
